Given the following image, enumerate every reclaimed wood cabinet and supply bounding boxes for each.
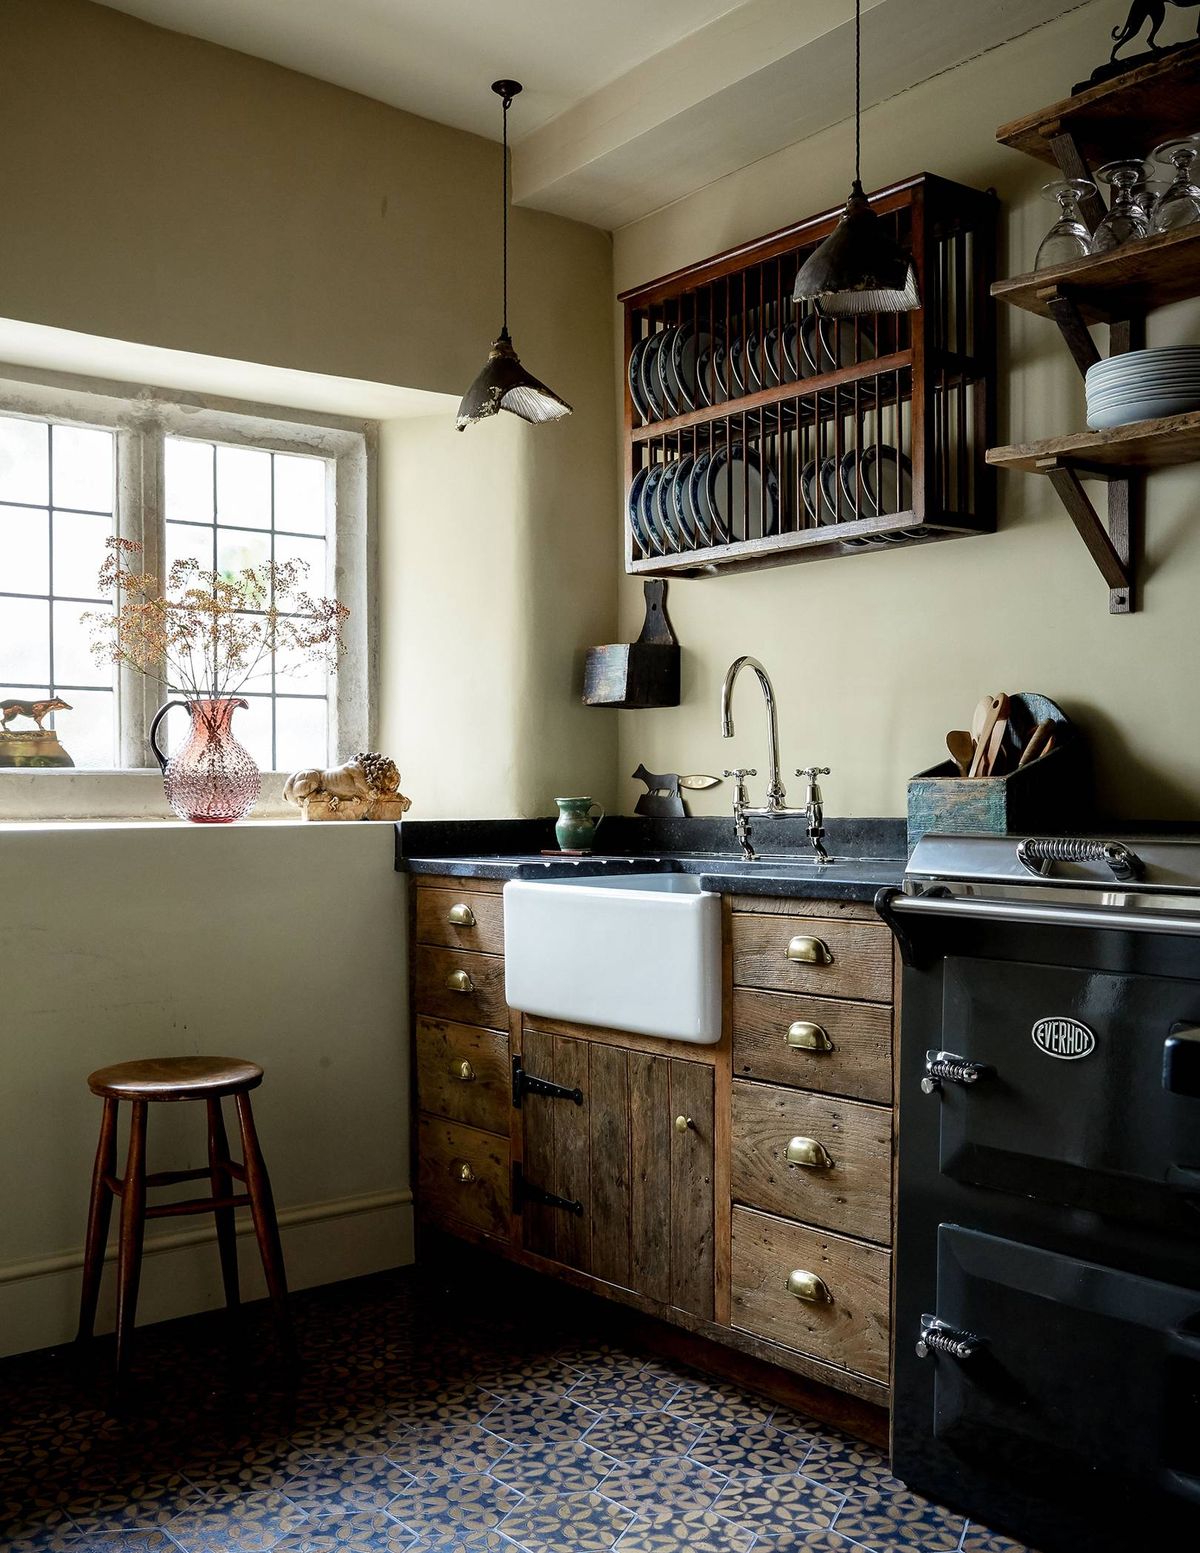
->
[411,875,897,1412]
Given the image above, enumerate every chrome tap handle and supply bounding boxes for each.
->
[723,769,758,861]
[722,767,757,801]
[795,767,831,862]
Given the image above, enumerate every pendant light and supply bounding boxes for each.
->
[457,80,572,430]
[793,1,919,316]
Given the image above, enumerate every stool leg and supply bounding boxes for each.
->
[77,1097,118,1342]
[114,1099,148,1380]
[234,1092,291,1338]
[207,1097,240,1310]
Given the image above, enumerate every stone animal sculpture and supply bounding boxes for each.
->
[284,751,412,821]
[1111,0,1200,59]
[1,696,71,731]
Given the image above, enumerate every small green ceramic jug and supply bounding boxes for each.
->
[555,796,604,851]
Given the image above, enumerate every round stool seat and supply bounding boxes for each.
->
[87,1056,264,1101]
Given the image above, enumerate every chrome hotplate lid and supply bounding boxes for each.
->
[904,833,1200,918]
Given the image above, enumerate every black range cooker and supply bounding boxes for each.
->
[877,835,1200,1553]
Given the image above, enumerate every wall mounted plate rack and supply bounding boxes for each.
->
[618,173,998,578]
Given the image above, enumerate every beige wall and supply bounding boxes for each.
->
[0,0,619,818]
[612,0,1200,823]
[0,822,410,1355]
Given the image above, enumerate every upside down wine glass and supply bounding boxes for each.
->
[1035,180,1096,270]
[1151,136,1200,233]
[1093,160,1151,252]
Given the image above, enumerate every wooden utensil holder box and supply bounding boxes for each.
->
[907,742,1090,851]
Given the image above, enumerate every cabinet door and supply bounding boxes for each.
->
[520,1030,592,1272]
[668,1058,715,1320]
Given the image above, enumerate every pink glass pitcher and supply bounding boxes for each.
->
[149,697,261,823]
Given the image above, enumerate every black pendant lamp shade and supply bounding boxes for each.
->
[792,4,918,316]
[457,81,572,430]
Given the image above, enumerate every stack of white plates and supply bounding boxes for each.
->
[1086,346,1200,430]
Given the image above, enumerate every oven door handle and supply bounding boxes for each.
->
[885,892,1200,939]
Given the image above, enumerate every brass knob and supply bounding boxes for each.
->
[786,935,833,965]
[674,1115,695,1133]
[452,1159,476,1184]
[787,1020,833,1052]
[445,969,474,993]
[456,1060,476,1082]
[787,1268,833,1304]
[448,903,476,927]
[786,1135,834,1169]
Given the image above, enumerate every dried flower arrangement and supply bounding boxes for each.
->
[85,537,349,701]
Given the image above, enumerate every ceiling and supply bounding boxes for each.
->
[95,0,1096,228]
[93,0,753,139]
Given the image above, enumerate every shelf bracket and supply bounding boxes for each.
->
[1038,458,1134,613]
[1045,127,1106,233]
[1038,286,1100,377]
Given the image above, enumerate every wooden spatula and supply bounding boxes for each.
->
[946,730,974,777]
[1018,719,1055,768]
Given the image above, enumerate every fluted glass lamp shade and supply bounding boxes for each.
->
[792,181,919,316]
[456,329,573,430]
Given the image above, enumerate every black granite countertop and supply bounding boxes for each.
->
[395,816,907,903]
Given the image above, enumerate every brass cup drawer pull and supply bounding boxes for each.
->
[787,1268,833,1304]
[786,1135,835,1169]
[448,903,477,927]
[674,1115,695,1134]
[445,969,475,993]
[786,935,833,965]
[451,1159,476,1184]
[786,1020,833,1052]
[456,1060,476,1083]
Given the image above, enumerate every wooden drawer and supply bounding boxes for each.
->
[414,945,508,1029]
[417,1018,510,1135]
[416,886,505,956]
[731,912,893,1003]
[731,1079,892,1245]
[733,988,892,1105]
[418,1115,510,1240]
[731,1205,890,1385]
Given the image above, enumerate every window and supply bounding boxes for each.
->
[0,417,119,767]
[0,372,371,784]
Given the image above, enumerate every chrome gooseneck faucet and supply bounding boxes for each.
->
[720,655,831,864]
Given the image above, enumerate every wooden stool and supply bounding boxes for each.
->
[77,1056,289,1376]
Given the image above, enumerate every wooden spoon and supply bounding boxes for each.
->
[946,730,974,777]
[968,694,1006,778]
[1018,718,1055,768]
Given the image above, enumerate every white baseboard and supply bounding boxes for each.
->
[0,1187,415,1357]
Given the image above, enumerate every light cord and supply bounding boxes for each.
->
[855,0,861,187]
[502,92,510,334]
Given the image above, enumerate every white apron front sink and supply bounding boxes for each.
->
[503,873,722,1044]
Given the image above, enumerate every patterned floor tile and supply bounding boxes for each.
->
[614,1505,756,1553]
[498,1489,636,1552]
[169,1488,310,1552]
[403,1535,519,1553]
[564,1370,682,1413]
[488,1439,616,1497]
[3,1529,91,1553]
[834,1484,967,1552]
[62,1535,183,1553]
[277,1458,415,1514]
[711,1469,845,1537]
[70,1479,211,1533]
[598,1453,728,1519]
[800,1432,904,1494]
[687,1419,813,1477]
[579,1409,703,1463]
[272,1510,416,1551]
[662,1376,777,1431]
[382,1422,510,1477]
[750,1531,875,1553]
[960,1527,1038,1553]
[386,1468,523,1538]
[477,1394,601,1445]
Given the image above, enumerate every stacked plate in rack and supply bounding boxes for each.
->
[1085,346,1200,430]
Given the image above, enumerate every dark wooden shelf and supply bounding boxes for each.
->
[988,409,1200,474]
[997,43,1200,172]
[992,226,1200,324]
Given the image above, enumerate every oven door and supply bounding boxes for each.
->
[932,955,1200,1234]
[895,1225,1200,1551]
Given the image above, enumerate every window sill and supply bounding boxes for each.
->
[0,769,297,823]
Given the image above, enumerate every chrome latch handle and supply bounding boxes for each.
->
[916,1314,984,1361]
[1016,836,1143,883]
[922,1050,991,1094]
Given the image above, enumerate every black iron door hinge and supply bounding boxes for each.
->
[512,1163,583,1216]
[512,1055,584,1108]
